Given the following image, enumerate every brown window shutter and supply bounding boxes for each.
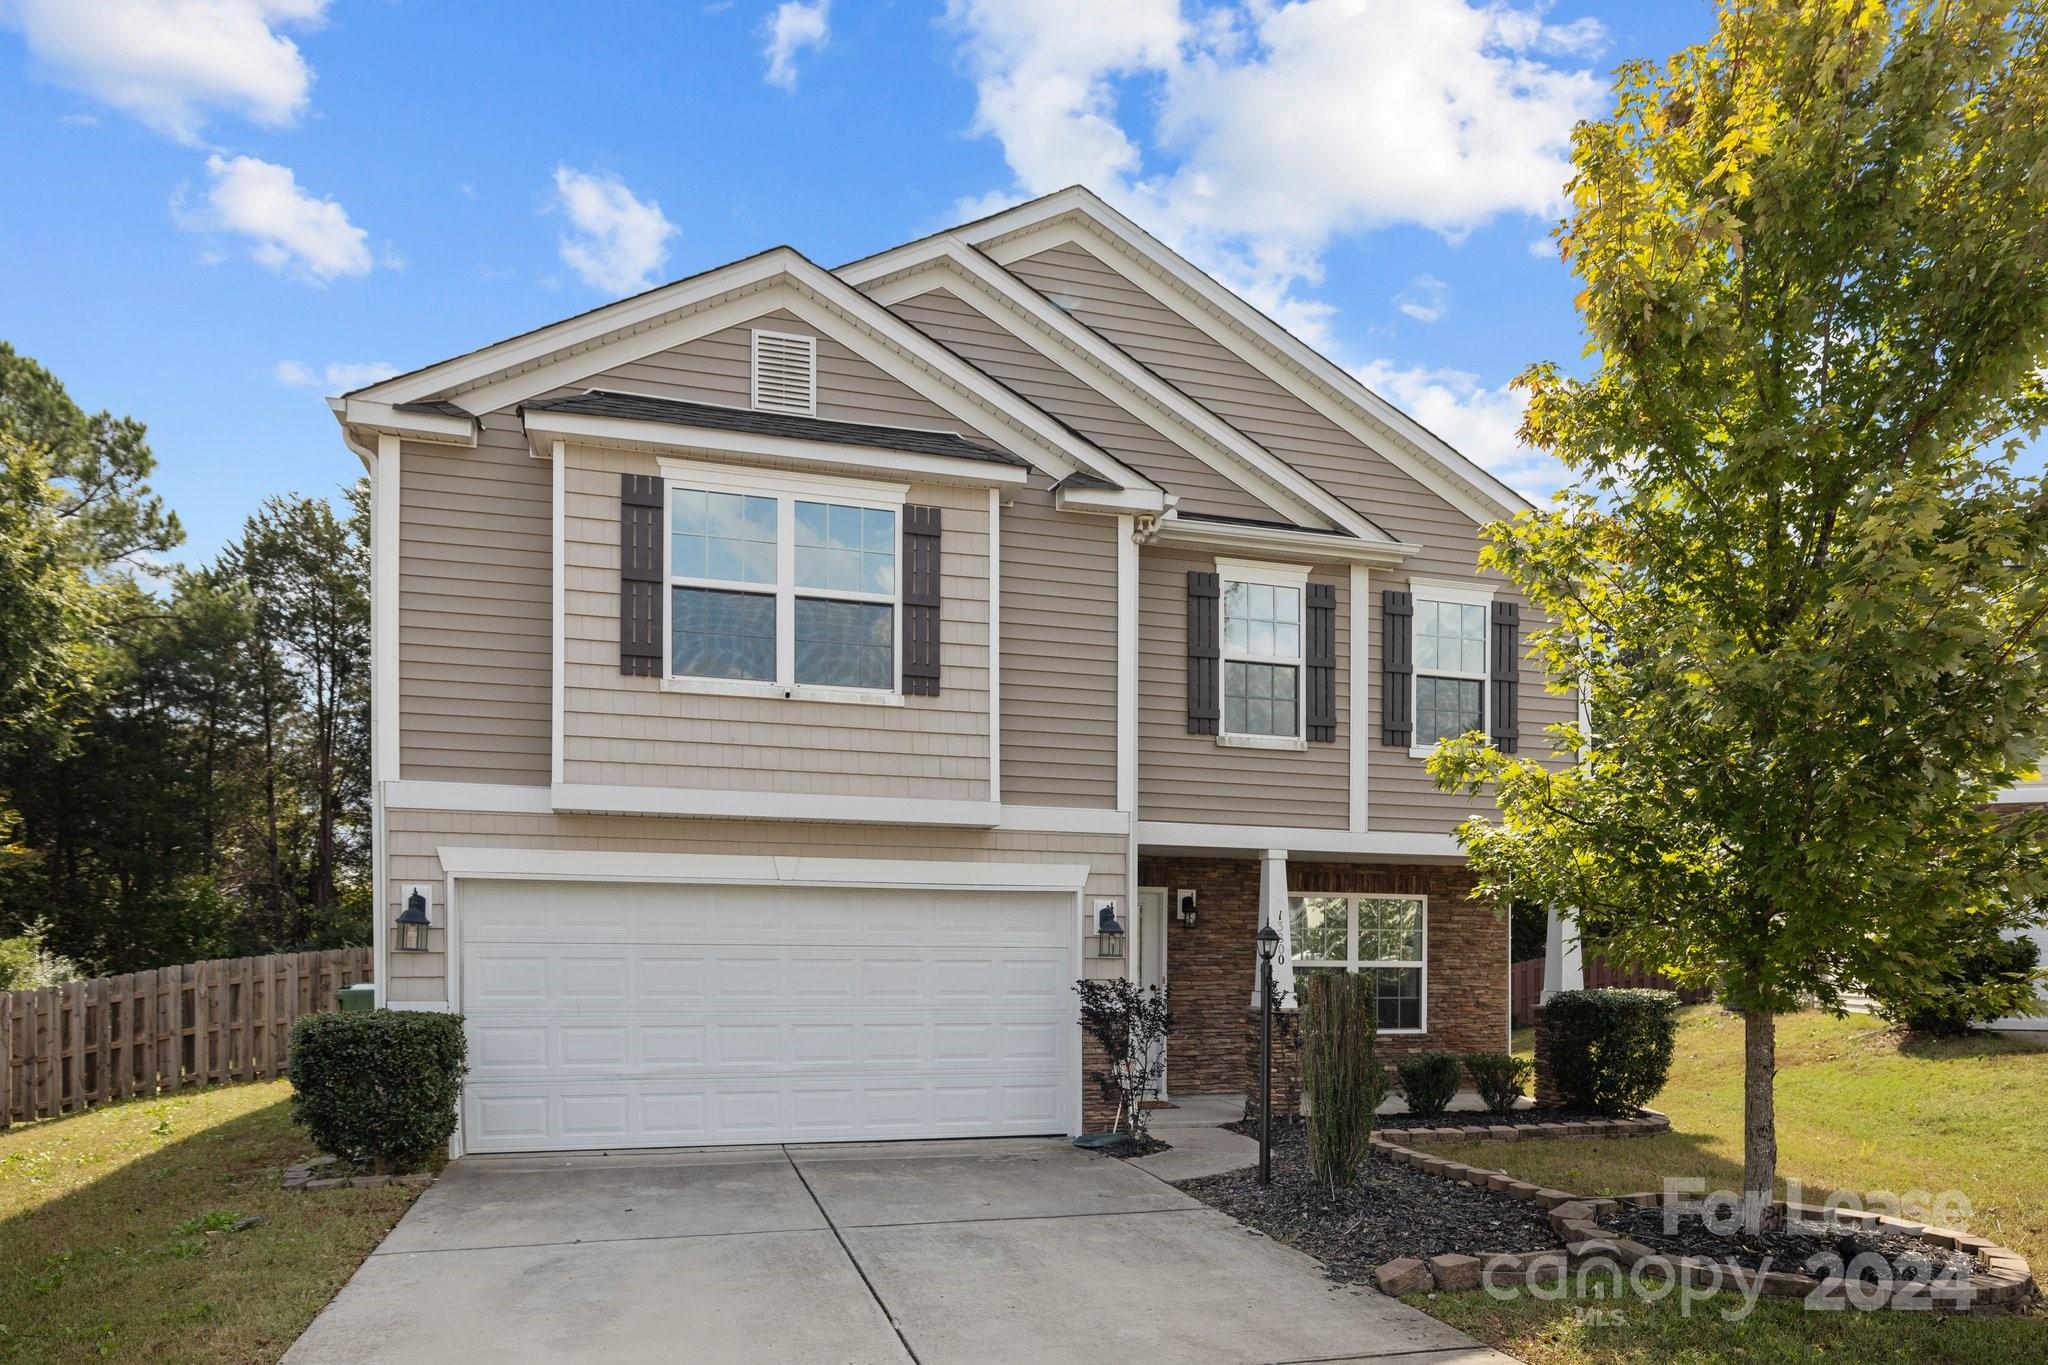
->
[1186,570,1220,735]
[902,505,941,696]
[1490,599,1520,753]
[1380,589,1413,746]
[1305,581,1337,742]
[619,474,663,677]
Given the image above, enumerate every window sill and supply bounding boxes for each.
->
[1219,733,1307,752]
[659,677,905,707]
[1409,744,1445,761]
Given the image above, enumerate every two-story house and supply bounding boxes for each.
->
[331,187,1574,1155]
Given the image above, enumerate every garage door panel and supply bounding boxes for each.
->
[460,880,1076,1152]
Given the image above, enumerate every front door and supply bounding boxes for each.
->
[1137,887,1169,1098]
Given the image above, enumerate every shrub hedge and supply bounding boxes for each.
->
[1395,1051,1461,1119]
[1297,971,1389,1189]
[1877,931,2041,1037]
[288,1009,468,1172]
[1463,1051,1533,1115]
[1539,988,1679,1115]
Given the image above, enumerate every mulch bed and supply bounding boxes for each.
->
[1103,1132,1172,1159]
[1604,1204,1978,1282]
[1178,1121,1562,1287]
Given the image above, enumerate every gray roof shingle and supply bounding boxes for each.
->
[522,390,1032,469]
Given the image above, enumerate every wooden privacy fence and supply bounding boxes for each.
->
[1510,956,1712,1028]
[0,946,372,1127]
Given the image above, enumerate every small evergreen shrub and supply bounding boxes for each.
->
[1463,1051,1533,1115]
[1395,1051,1462,1119]
[1539,988,1679,1115]
[1876,930,2041,1037]
[1297,971,1389,1190]
[288,1009,468,1172]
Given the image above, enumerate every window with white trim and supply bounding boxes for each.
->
[1220,562,1307,740]
[666,465,901,695]
[1287,893,1426,1031]
[1413,595,1488,746]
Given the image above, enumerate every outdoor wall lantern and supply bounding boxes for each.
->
[395,889,432,953]
[1177,890,1199,929]
[1091,901,1126,958]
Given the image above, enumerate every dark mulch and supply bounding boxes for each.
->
[1603,1205,1978,1282]
[1103,1132,1171,1160]
[1178,1121,1562,1287]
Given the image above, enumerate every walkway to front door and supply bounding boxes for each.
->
[284,1137,1516,1364]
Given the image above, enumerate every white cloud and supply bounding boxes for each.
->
[3,0,329,144]
[942,0,1604,337]
[1395,274,1448,323]
[550,165,679,295]
[763,0,830,91]
[274,359,396,391]
[1354,359,1562,500]
[178,153,372,282]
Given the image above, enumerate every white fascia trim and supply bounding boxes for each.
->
[385,780,555,814]
[1995,782,2048,805]
[988,486,1002,804]
[1146,512,1416,568]
[851,248,1386,541]
[335,397,478,447]
[525,413,1029,489]
[356,254,1150,497]
[964,199,1530,527]
[434,846,1092,893]
[550,440,566,787]
[655,455,909,503]
[551,782,1000,827]
[998,803,1130,836]
[371,435,401,795]
[1057,482,1170,515]
[1216,556,1311,589]
[1135,821,1466,862]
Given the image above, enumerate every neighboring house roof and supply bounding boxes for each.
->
[522,391,1029,468]
[910,186,1535,527]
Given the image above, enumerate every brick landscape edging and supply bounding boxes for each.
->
[1364,1112,2038,1313]
[282,1154,434,1192]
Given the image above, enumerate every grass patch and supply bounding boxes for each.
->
[1416,1008,2048,1362]
[0,1080,420,1363]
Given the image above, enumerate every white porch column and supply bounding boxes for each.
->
[1250,848,1296,1008]
[1540,904,1584,1003]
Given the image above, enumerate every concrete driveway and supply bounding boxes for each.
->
[285,1139,1516,1365]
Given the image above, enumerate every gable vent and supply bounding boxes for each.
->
[751,329,818,416]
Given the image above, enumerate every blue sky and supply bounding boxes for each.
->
[0,0,1716,559]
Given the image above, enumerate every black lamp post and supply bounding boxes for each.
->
[1256,923,1280,1185]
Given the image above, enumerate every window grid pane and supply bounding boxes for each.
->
[1223,579,1302,661]
[672,490,777,586]
[1415,675,1482,745]
[1358,897,1425,963]
[1416,598,1486,674]
[796,500,895,596]
[1224,661,1299,737]
[1288,896,1349,963]
[671,586,775,681]
[1372,967,1424,1031]
[794,597,893,690]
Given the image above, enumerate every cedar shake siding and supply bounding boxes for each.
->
[999,480,1119,808]
[887,286,1281,523]
[1138,547,1350,829]
[559,444,994,802]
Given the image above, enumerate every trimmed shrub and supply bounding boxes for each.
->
[1875,930,2042,1037]
[1395,1051,1462,1119]
[1463,1052,1533,1115]
[1539,988,1679,1116]
[288,1009,468,1172]
[1297,971,1389,1190]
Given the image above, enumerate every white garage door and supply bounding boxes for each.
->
[458,879,1077,1153]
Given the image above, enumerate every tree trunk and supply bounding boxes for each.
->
[1742,1007,1777,1216]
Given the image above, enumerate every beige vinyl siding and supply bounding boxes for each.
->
[1000,481,1118,808]
[561,444,991,800]
[888,287,1278,522]
[397,419,552,785]
[1137,547,1349,829]
[591,308,998,442]
[1010,241,1565,833]
[382,807,1130,999]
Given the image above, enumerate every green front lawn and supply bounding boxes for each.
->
[1416,1007,2048,1363]
[0,1081,419,1363]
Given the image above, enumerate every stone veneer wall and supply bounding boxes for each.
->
[1141,857,1510,1114]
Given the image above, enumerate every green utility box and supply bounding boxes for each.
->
[336,984,377,1013]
